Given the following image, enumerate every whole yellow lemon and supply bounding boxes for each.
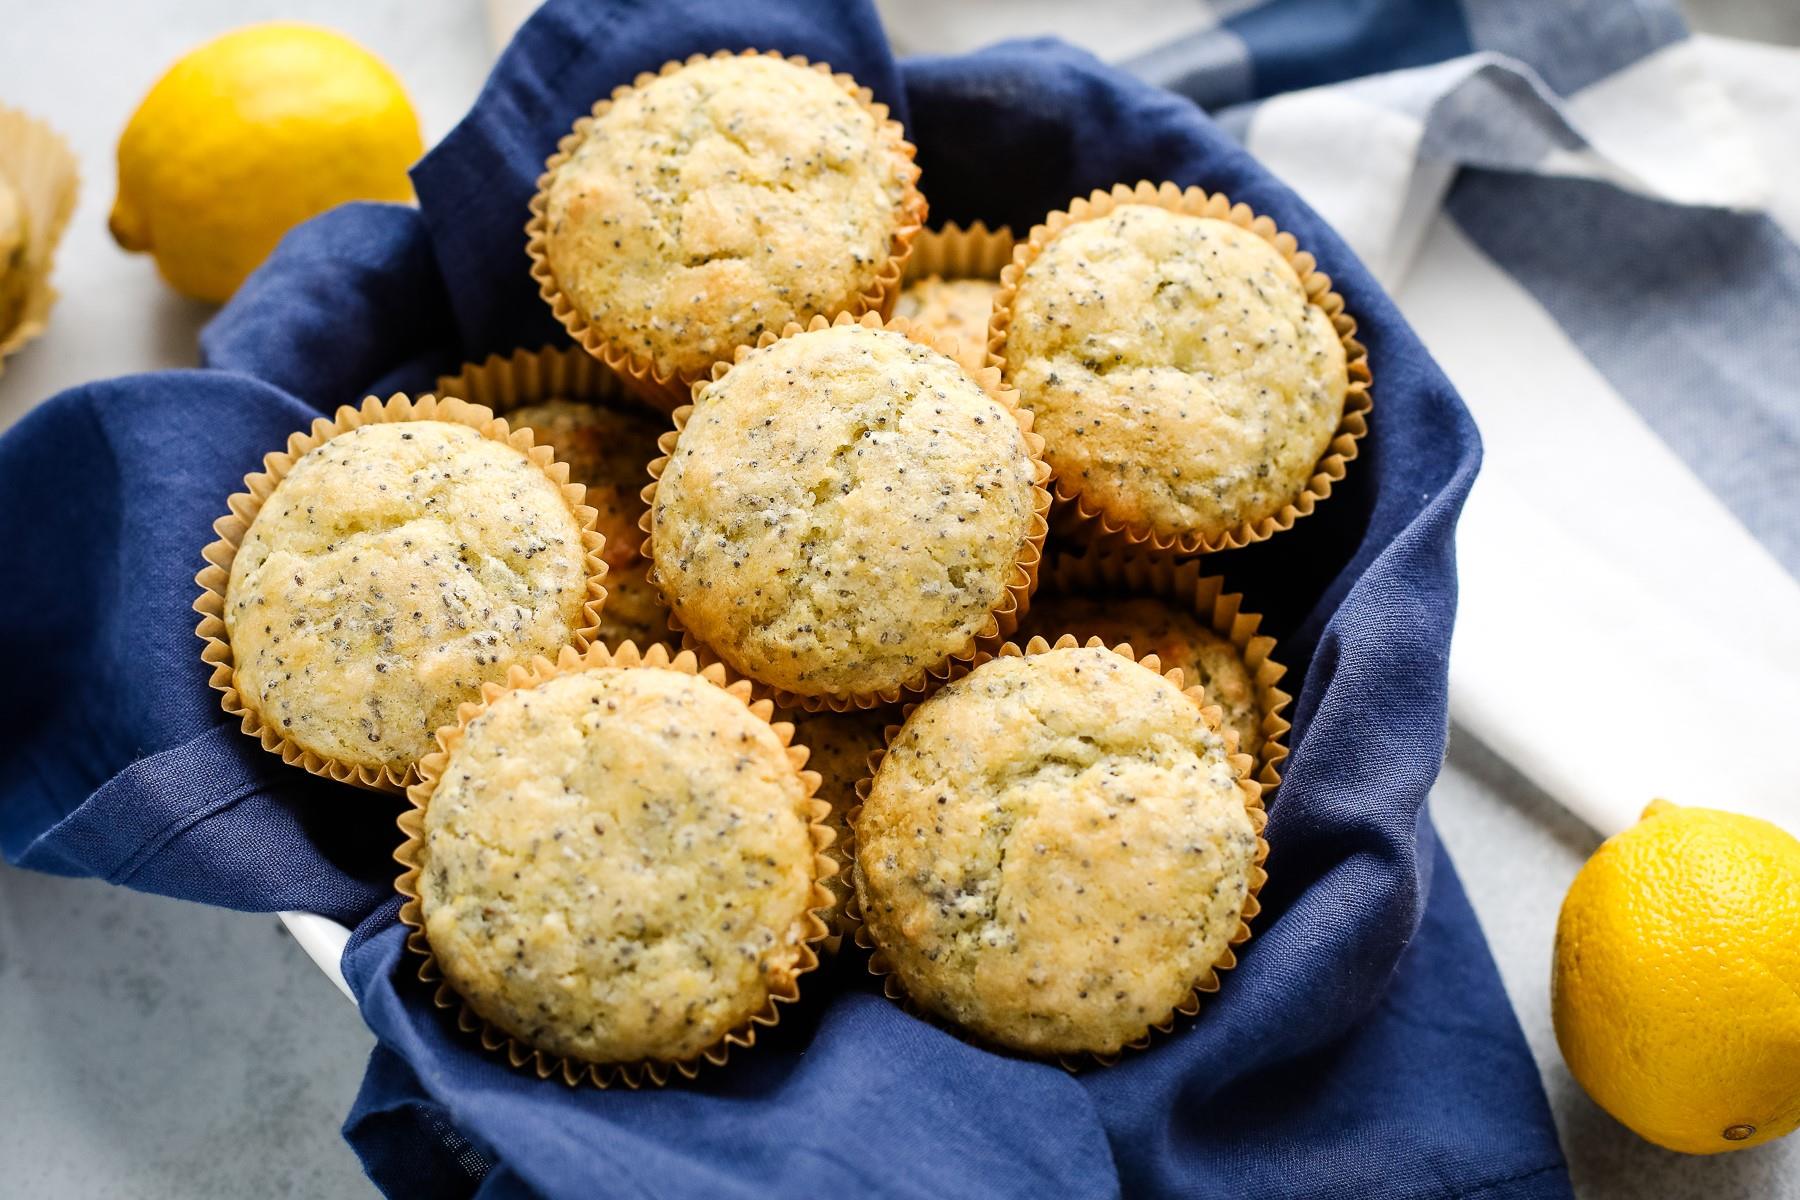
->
[1552,799,1800,1154]
[110,23,422,303]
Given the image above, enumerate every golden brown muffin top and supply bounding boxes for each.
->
[544,55,918,379]
[420,665,818,1065]
[1004,204,1346,541]
[650,324,1037,700]
[506,398,665,568]
[856,645,1257,1056]
[224,420,590,771]
[1020,592,1262,757]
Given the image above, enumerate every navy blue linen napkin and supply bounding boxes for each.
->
[0,1,1570,1195]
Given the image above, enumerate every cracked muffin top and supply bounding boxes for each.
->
[542,54,920,380]
[1002,203,1347,542]
[418,663,819,1065]
[854,644,1258,1056]
[224,420,592,772]
[648,323,1038,702]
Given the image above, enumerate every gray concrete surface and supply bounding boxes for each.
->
[0,871,375,1198]
[1,0,1796,1196]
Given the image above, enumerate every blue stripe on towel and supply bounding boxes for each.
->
[1458,0,1686,95]
[1448,169,1800,575]
[1416,61,1588,166]
[1122,24,1256,111]
[1125,0,1472,110]
[1225,0,1472,97]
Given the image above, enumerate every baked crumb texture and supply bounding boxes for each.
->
[529,50,927,407]
[896,221,1017,377]
[850,637,1267,1062]
[645,311,1051,711]
[992,181,1371,554]
[436,345,677,653]
[781,704,897,945]
[196,394,609,792]
[396,641,835,1087]
[1022,550,1291,794]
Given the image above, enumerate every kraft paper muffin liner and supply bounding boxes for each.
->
[988,180,1372,556]
[436,342,648,417]
[525,48,928,411]
[1034,549,1292,797]
[394,640,837,1087]
[896,221,1016,372]
[843,633,1269,1070]
[902,221,1017,285]
[193,393,610,794]
[0,105,79,374]
[774,702,901,955]
[640,309,1053,713]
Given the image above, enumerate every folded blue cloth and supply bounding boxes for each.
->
[0,1,1570,1196]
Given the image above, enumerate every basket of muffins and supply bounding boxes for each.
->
[195,48,1366,1083]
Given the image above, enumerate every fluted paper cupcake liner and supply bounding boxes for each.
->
[193,393,609,793]
[0,105,79,373]
[894,221,1015,375]
[775,703,900,954]
[989,180,1371,556]
[436,342,646,415]
[1034,549,1291,796]
[394,640,837,1087]
[843,633,1268,1070]
[902,221,1017,285]
[640,309,1053,712]
[526,49,927,410]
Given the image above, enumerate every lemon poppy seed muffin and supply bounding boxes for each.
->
[650,323,1040,702]
[541,54,922,382]
[417,664,820,1067]
[855,645,1259,1056]
[505,399,663,565]
[1021,593,1262,758]
[224,420,592,773]
[785,706,894,921]
[0,176,27,337]
[896,276,997,375]
[504,398,673,648]
[1003,203,1347,543]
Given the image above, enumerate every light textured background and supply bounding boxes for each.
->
[0,1,1793,1196]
